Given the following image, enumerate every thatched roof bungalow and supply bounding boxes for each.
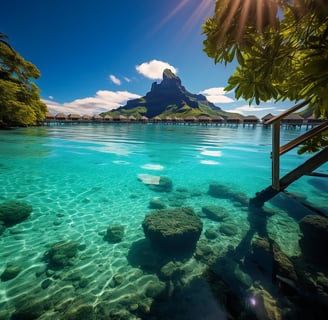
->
[128,115,137,122]
[262,113,274,124]
[243,115,259,126]
[82,114,92,121]
[282,114,304,127]
[184,116,197,123]
[198,115,212,123]
[68,114,81,121]
[55,113,67,120]
[226,116,241,126]
[151,116,161,122]
[103,115,113,121]
[113,115,127,122]
[212,116,224,124]
[93,114,103,122]
[140,116,149,122]
[45,112,55,120]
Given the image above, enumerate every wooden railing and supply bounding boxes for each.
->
[251,100,328,206]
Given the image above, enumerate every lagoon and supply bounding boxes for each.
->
[0,124,327,319]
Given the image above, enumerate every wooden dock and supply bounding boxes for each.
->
[250,101,328,207]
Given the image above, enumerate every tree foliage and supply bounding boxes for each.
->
[0,33,47,127]
[203,0,328,117]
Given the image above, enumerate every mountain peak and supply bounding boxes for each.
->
[163,68,178,80]
[103,69,225,118]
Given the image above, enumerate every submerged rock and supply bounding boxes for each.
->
[149,198,166,209]
[45,240,79,268]
[208,183,248,206]
[0,221,5,235]
[142,207,203,251]
[202,205,229,222]
[104,225,124,243]
[0,200,32,226]
[148,176,173,193]
[1,263,22,281]
[299,215,328,267]
[219,222,238,237]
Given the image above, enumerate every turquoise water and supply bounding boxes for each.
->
[0,124,327,319]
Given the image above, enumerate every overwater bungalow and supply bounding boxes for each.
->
[55,113,67,121]
[151,116,161,123]
[281,114,304,127]
[113,115,127,122]
[128,115,137,122]
[103,115,113,122]
[226,116,241,126]
[140,116,149,122]
[82,114,92,121]
[212,116,224,125]
[93,114,103,122]
[243,115,259,127]
[45,112,55,121]
[184,116,197,124]
[68,114,81,121]
[262,113,275,126]
[305,115,325,129]
[198,115,212,125]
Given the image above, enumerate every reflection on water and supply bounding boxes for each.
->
[0,124,327,319]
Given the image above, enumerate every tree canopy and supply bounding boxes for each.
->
[202,0,328,118]
[0,33,47,127]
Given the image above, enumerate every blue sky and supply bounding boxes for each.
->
[1,0,290,117]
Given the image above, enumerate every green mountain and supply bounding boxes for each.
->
[101,69,240,119]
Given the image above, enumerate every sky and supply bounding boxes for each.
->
[1,0,291,118]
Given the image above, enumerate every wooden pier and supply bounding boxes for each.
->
[250,101,328,207]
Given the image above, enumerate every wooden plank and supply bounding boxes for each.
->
[280,121,328,155]
[265,100,310,125]
[280,147,328,189]
[272,122,281,190]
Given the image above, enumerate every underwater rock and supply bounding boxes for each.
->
[12,297,48,320]
[299,215,328,267]
[145,279,166,298]
[0,200,32,226]
[160,261,184,280]
[103,224,124,243]
[149,198,166,209]
[202,205,229,222]
[45,240,79,268]
[219,222,238,236]
[1,263,22,281]
[62,304,95,320]
[208,183,248,206]
[142,207,203,251]
[205,229,218,239]
[148,176,173,192]
[195,241,215,264]
[246,285,283,320]
[251,237,297,281]
[0,221,5,235]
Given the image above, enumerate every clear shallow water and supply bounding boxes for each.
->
[0,124,327,319]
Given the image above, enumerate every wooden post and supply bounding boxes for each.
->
[272,121,280,190]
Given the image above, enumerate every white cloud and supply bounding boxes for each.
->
[43,90,141,115]
[136,60,178,79]
[124,77,131,82]
[109,74,121,85]
[48,95,54,100]
[228,104,276,116]
[200,87,235,104]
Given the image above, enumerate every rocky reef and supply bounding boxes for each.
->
[142,207,203,252]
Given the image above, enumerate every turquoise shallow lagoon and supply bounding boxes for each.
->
[0,124,327,319]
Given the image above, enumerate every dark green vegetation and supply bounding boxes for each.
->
[101,69,240,119]
[0,33,47,128]
[202,0,328,152]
